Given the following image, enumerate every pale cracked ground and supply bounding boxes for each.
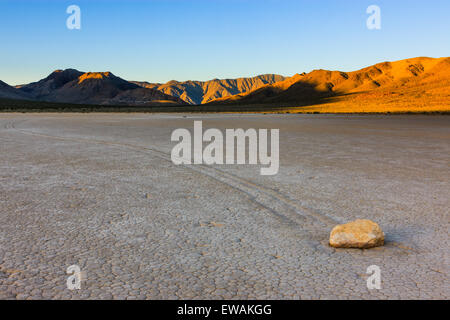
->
[0,113,449,300]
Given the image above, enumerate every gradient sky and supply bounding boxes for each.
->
[1,0,449,85]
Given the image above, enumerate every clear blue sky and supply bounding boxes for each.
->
[1,0,449,85]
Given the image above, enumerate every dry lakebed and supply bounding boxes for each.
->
[0,113,448,299]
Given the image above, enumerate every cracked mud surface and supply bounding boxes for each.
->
[0,113,448,299]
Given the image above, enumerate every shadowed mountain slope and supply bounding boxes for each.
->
[0,80,31,100]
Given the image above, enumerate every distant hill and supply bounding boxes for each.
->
[206,57,450,112]
[132,74,286,105]
[16,70,183,106]
[0,80,31,100]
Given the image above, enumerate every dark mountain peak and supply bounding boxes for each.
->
[46,68,84,80]
[18,68,84,97]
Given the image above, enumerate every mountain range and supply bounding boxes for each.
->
[207,57,450,108]
[1,56,449,112]
[11,69,182,106]
[131,74,285,105]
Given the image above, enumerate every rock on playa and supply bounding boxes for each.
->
[329,219,385,249]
